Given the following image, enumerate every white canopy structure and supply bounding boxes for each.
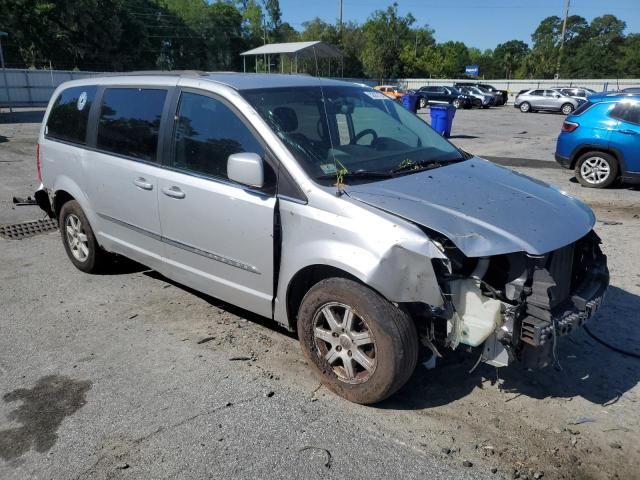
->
[240,41,344,76]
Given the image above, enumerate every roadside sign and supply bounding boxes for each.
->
[465,65,479,76]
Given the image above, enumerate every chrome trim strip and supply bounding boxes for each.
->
[98,213,162,241]
[97,213,260,274]
[162,236,260,274]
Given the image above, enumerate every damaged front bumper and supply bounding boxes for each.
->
[431,230,609,369]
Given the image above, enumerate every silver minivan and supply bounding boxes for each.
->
[35,72,608,404]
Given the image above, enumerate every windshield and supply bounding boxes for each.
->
[449,87,463,96]
[242,86,465,184]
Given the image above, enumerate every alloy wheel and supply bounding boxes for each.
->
[313,302,377,384]
[65,214,89,262]
[580,156,611,185]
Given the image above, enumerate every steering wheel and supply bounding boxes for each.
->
[351,129,378,145]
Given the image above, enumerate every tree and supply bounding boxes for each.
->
[618,33,640,77]
[493,40,529,79]
[360,3,415,79]
[263,0,282,37]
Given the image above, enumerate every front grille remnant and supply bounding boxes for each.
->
[0,218,58,240]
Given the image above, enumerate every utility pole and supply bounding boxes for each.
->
[263,17,267,73]
[338,0,343,32]
[555,0,570,80]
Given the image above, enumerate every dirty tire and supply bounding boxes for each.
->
[574,151,618,189]
[59,200,106,273]
[297,278,418,404]
[519,101,531,113]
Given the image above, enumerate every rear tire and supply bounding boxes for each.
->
[561,103,574,115]
[575,151,618,189]
[452,98,461,109]
[59,200,107,273]
[419,97,427,109]
[519,102,531,113]
[297,278,418,404]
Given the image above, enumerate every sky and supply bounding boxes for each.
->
[278,0,640,50]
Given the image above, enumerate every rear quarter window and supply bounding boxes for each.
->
[572,101,594,116]
[45,86,97,144]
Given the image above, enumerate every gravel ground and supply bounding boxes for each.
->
[1,107,639,480]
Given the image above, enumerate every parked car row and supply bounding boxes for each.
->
[373,83,509,110]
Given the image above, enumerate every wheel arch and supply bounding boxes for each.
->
[53,190,75,219]
[285,264,364,331]
[570,144,624,171]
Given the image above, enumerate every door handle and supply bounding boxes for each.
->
[162,186,186,199]
[619,129,637,135]
[133,177,153,190]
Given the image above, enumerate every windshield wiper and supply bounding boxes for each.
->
[316,169,393,180]
[392,158,462,175]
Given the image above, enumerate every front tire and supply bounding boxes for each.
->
[297,278,418,404]
[519,101,531,113]
[59,200,107,273]
[561,103,574,115]
[575,151,618,188]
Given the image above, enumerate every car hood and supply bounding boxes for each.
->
[344,157,596,257]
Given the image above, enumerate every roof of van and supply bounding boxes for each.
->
[93,71,355,90]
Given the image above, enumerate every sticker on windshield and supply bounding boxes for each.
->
[364,91,388,100]
[320,163,337,174]
[76,91,88,111]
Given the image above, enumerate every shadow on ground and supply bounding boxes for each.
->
[142,270,296,339]
[381,285,640,410]
[0,110,45,125]
[97,258,639,410]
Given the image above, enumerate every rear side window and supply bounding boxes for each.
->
[610,102,640,125]
[46,86,97,144]
[97,88,167,162]
[172,92,263,179]
[572,101,594,116]
[530,90,543,96]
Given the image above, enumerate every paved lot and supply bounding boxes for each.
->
[1,107,639,480]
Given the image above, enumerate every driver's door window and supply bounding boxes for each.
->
[172,92,264,180]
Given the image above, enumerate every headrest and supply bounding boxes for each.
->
[272,107,298,133]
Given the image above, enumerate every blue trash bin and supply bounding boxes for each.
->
[444,104,456,137]
[401,94,419,113]
[429,104,456,137]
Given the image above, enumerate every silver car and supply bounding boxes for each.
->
[515,88,580,114]
[554,87,596,102]
[35,73,608,404]
[459,86,493,108]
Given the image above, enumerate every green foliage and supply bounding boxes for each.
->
[360,4,416,79]
[0,2,636,79]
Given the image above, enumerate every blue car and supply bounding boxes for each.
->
[555,92,640,188]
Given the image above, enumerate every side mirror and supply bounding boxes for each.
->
[227,152,264,188]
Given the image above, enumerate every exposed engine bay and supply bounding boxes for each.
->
[423,230,609,369]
